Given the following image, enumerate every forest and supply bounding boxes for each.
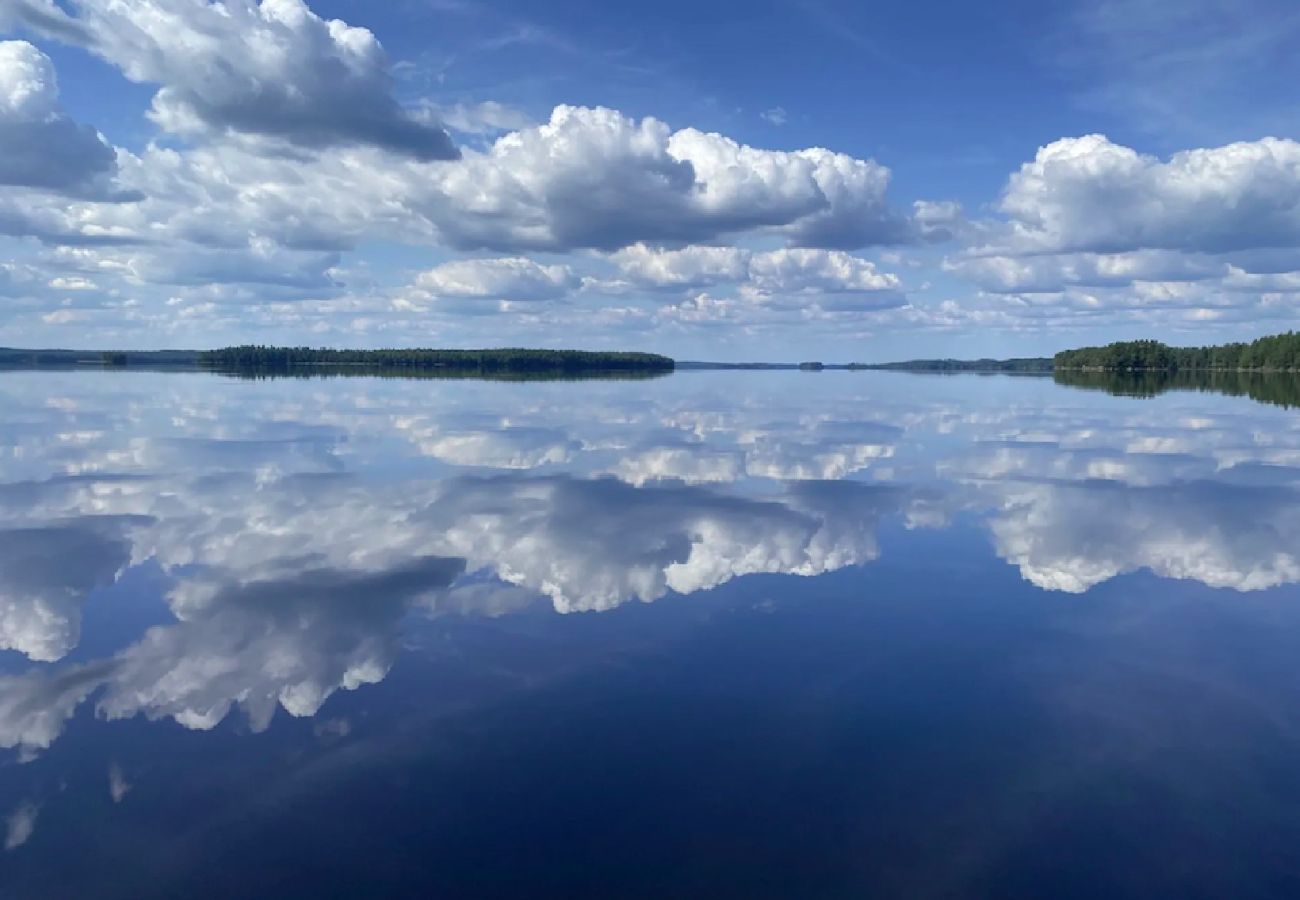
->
[1054,333,1300,371]
[198,346,676,373]
[0,348,199,367]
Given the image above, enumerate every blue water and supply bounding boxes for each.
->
[2,370,1300,898]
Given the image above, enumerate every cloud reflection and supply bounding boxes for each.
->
[0,467,908,755]
[6,370,1300,760]
[0,518,140,661]
[987,479,1300,593]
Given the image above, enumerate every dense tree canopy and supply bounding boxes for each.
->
[198,346,675,373]
[1054,333,1300,371]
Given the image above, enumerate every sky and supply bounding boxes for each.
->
[1,0,1299,360]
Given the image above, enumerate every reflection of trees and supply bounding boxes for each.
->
[1054,370,1300,409]
[213,366,672,383]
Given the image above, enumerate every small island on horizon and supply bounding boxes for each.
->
[197,346,676,375]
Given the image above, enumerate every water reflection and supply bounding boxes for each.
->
[0,462,918,753]
[0,519,139,661]
[1054,368,1300,409]
[5,369,1300,893]
[984,479,1300,593]
[0,554,464,754]
[3,372,1300,674]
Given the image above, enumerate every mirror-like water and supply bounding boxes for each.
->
[3,369,1300,898]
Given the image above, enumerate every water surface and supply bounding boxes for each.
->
[3,369,1300,898]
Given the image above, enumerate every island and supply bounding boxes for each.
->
[0,345,675,378]
[197,346,676,375]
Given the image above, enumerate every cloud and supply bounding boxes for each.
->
[746,248,900,293]
[0,261,38,296]
[0,96,939,340]
[419,105,913,252]
[434,100,533,136]
[945,249,1226,294]
[931,133,1300,323]
[998,134,1300,255]
[760,106,788,126]
[387,244,907,319]
[6,0,457,160]
[609,244,900,298]
[4,802,37,851]
[609,244,750,289]
[124,241,343,290]
[0,41,133,198]
[413,257,577,301]
[910,199,965,242]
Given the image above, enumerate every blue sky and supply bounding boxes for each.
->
[1,0,1300,360]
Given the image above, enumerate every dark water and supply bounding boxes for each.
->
[3,370,1300,898]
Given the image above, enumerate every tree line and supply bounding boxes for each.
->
[860,357,1052,373]
[197,346,676,373]
[1054,333,1300,371]
[1054,369,1300,410]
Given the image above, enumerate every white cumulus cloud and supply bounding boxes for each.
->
[414,257,577,301]
[999,134,1300,255]
[418,105,913,252]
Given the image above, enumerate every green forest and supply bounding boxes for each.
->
[0,347,198,367]
[1054,333,1300,371]
[198,346,675,373]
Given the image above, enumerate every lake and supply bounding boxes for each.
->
[3,368,1300,898]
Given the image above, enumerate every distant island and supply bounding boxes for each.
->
[196,346,675,374]
[0,346,675,376]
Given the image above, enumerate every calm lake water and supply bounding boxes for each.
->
[3,369,1300,898]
